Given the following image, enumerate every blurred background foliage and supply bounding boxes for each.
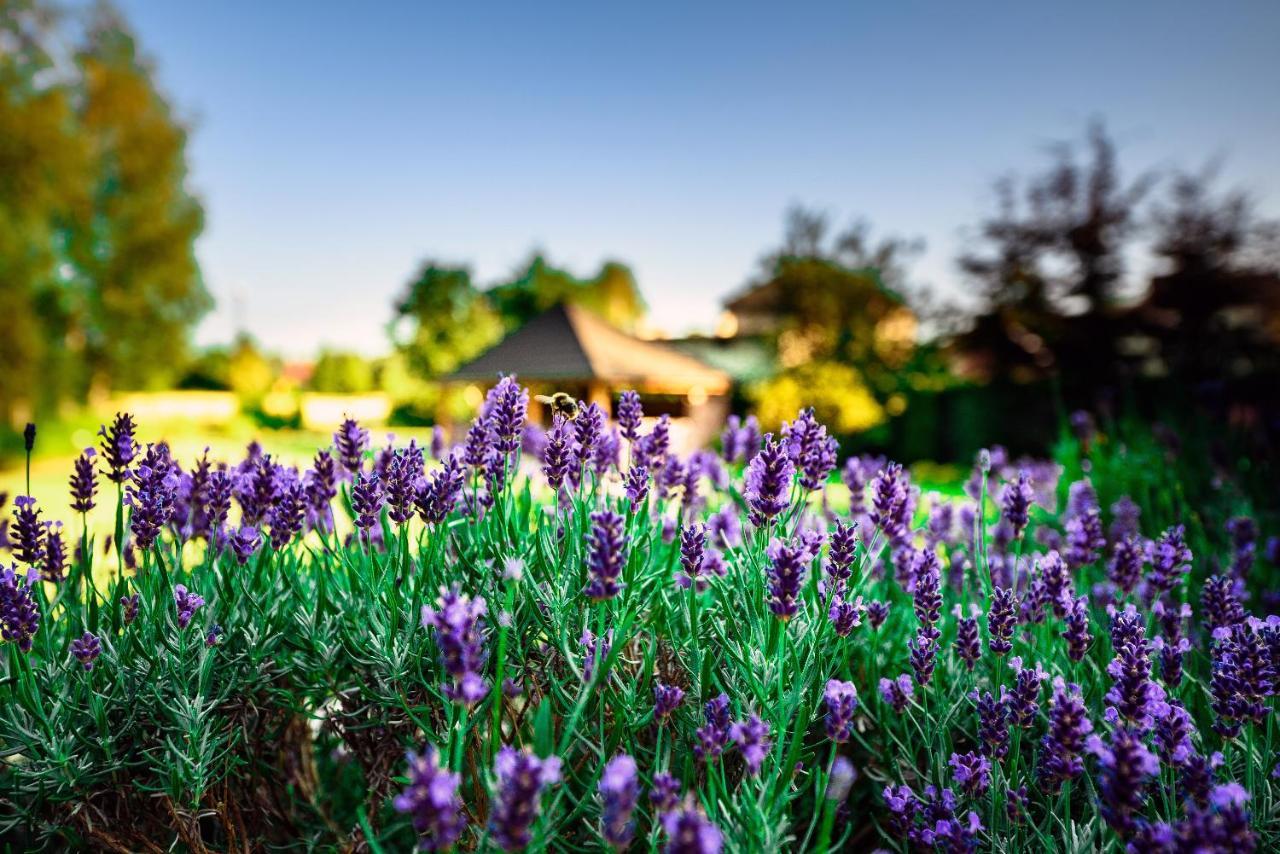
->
[2,0,1280,474]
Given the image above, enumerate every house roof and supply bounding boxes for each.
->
[448,303,731,394]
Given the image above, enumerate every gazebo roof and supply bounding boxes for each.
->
[448,303,731,395]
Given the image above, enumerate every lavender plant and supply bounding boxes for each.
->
[1,388,1278,853]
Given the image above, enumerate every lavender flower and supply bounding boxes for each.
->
[912,549,943,642]
[1062,594,1093,662]
[268,475,305,548]
[1040,550,1072,616]
[649,773,682,816]
[422,586,489,706]
[866,600,889,630]
[203,470,233,539]
[1226,516,1257,580]
[842,456,870,514]
[1006,786,1029,825]
[573,401,604,461]
[41,522,66,583]
[744,434,794,527]
[661,798,722,854]
[599,753,639,848]
[1147,525,1191,594]
[949,751,991,798]
[542,418,575,491]
[879,674,914,713]
[1176,783,1256,852]
[1202,575,1245,635]
[1179,751,1222,805]
[230,526,260,565]
[909,631,937,686]
[334,417,369,476]
[127,446,179,551]
[694,693,732,765]
[585,510,627,601]
[1087,726,1159,835]
[1210,622,1273,738]
[987,586,1016,655]
[677,524,706,590]
[729,714,771,775]
[826,756,857,803]
[416,453,466,525]
[1109,495,1141,542]
[71,631,101,670]
[925,497,955,547]
[394,745,465,851]
[784,408,837,491]
[828,594,865,637]
[974,690,1009,760]
[953,604,981,670]
[69,449,98,514]
[98,412,138,483]
[1153,701,1195,765]
[1000,470,1034,538]
[174,584,205,630]
[489,746,561,851]
[385,447,423,525]
[706,504,740,549]
[719,414,747,463]
[823,520,858,597]
[870,463,913,544]
[463,416,493,472]
[1107,535,1145,596]
[824,679,859,743]
[351,471,385,532]
[1065,508,1106,569]
[1039,678,1092,791]
[1104,606,1165,731]
[602,450,636,502]
[654,682,684,723]
[10,496,43,567]
[120,592,139,625]
[617,390,643,442]
[1006,657,1047,727]
[1,566,40,652]
[765,538,806,621]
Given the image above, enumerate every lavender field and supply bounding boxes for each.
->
[1,377,1277,852]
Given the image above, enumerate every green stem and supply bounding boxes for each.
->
[489,578,518,760]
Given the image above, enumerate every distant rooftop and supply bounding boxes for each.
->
[448,303,731,395]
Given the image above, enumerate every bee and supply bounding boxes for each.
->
[535,392,580,421]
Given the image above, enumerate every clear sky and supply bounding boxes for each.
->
[111,0,1280,357]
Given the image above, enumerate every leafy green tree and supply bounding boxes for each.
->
[0,0,90,423]
[745,208,922,397]
[391,262,504,379]
[485,254,646,333]
[67,1,210,393]
[309,349,375,393]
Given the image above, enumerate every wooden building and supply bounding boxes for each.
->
[447,303,731,451]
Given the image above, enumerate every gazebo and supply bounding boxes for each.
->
[447,303,731,450]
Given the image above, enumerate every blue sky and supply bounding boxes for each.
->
[112,0,1280,356]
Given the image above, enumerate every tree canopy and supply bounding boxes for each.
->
[0,0,207,425]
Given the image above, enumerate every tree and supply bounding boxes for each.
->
[0,0,90,424]
[743,207,922,397]
[1140,168,1280,379]
[485,254,646,333]
[309,349,375,393]
[67,0,210,393]
[390,262,504,379]
[953,123,1151,382]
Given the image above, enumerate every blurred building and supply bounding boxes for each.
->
[447,303,731,450]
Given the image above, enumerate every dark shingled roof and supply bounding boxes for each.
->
[448,304,730,394]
